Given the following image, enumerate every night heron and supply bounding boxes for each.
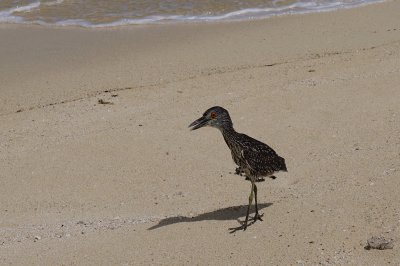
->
[189,106,287,232]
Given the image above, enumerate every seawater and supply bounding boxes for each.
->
[0,0,384,27]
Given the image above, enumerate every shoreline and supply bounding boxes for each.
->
[0,0,385,28]
[1,0,400,264]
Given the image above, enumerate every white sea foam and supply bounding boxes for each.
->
[0,1,41,23]
[85,0,384,27]
[9,2,41,13]
[0,0,385,28]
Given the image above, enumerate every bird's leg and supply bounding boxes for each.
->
[253,184,264,222]
[243,181,254,229]
[229,180,254,233]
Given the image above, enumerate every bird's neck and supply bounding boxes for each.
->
[219,125,238,146]
[218,124,235,134]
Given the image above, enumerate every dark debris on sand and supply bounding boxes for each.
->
[98,99,113,105]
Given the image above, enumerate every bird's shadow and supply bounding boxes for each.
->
[148,203,272,231]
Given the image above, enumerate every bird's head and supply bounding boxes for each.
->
[189,106,233,131]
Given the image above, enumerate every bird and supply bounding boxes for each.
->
[189,106,287,232]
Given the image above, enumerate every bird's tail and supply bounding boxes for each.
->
[279,156,287,172]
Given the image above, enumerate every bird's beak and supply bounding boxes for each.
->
[188,116,209,130]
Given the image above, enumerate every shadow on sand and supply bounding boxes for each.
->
[148,202,272,230]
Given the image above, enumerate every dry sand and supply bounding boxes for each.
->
[1,1,400,265]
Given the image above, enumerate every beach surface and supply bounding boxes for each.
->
[1,1,400,264]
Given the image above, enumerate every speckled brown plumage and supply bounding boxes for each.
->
[189,106,287,232]
[222,126,287,181]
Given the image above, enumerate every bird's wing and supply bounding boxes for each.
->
[238,133,283,175]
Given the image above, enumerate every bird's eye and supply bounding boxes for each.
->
[210,112,217,119]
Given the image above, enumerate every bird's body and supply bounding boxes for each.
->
[221,127,287,181]
[189,106,287,232]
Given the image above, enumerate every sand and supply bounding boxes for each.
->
[1,0,400,265]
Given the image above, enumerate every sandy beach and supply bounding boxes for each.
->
[1,0,400,264]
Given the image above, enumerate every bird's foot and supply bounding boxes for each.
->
[250,213,264,223]
[229,213,263,233]
[228,223,248,233]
